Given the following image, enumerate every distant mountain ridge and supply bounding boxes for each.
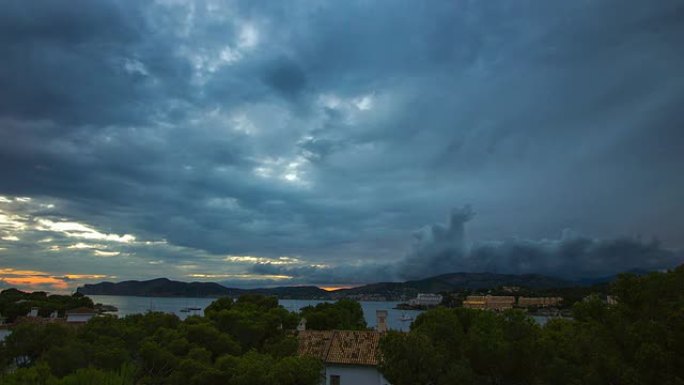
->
[77,278,330,299]
[328,272,572,299]
[77,278,242,297]
[77,272,574,299]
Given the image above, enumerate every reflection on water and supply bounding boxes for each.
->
[87,295,424,331]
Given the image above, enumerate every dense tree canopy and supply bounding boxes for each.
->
[0,294,322,385]
[380,266,684,385]
[299,299,366,330]
[0,290,94,323]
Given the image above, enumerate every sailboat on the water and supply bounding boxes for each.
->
[180,287,203,313]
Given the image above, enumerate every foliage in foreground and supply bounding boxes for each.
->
[0,294,323,385]
[299,298,366,330]
[380,265,684,385]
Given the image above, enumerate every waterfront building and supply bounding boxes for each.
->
[462,295,487,309]
[408,293,443,307]
[463,295,515,311]
[502,286,520,293]
[484,295,515,310]
[65,307,96,323]
[517,297,562,308]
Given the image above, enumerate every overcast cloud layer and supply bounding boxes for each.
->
[1,0,683,292]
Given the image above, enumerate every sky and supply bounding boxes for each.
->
[1,0,683,292]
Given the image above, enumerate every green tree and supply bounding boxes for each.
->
[379,331,444,385]
[138,340,178,381]
[204,297,233,316]
[0,361,52,385]
[43,340,90,377]
[269,356,323,385]
[184,323,241,358]
[381,308,541,384]
[300,299,366,330]
[4,323,73,366]
[51,365,135,385]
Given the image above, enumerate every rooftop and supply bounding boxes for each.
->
[297,330,382,366]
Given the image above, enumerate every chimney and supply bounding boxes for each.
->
[297,317,307,332]
[376,310,388,333]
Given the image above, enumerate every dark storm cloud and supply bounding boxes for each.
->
[468,236,681,280]
[0,1,162,125]
[262,58,308,97]
[1,0,683,288]
[397,208,683,281]
[397,206,474,280]
[246,207,683,284]
[248,261,390,285]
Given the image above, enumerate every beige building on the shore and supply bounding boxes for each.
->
[517,297,562,308]
[462,295,486,309]
[464,295,563,310]
[463,295,515,311]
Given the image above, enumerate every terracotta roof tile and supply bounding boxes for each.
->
[297,330,381,366]
[297,330,334,359]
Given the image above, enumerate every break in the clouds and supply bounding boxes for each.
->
[1,0,683,291]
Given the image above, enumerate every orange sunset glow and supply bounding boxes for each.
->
[1,276,68,290]
[0,268,111,292]
[319,285,357,292]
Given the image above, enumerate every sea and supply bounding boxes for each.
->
[87,295,424,332]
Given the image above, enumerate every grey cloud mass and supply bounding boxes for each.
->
[1,0,683,291]
[246,207,683,284]
[398,207,683,281]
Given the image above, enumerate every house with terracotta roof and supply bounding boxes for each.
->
[298,329,392,385]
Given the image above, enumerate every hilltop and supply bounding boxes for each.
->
[77,278,241,297]
[77,278,330,299]
[77,272,573,300]
[330,272,572,299]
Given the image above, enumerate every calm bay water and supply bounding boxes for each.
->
[87,295,424,331]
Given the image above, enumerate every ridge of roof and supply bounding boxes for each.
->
[323,330,337,362]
